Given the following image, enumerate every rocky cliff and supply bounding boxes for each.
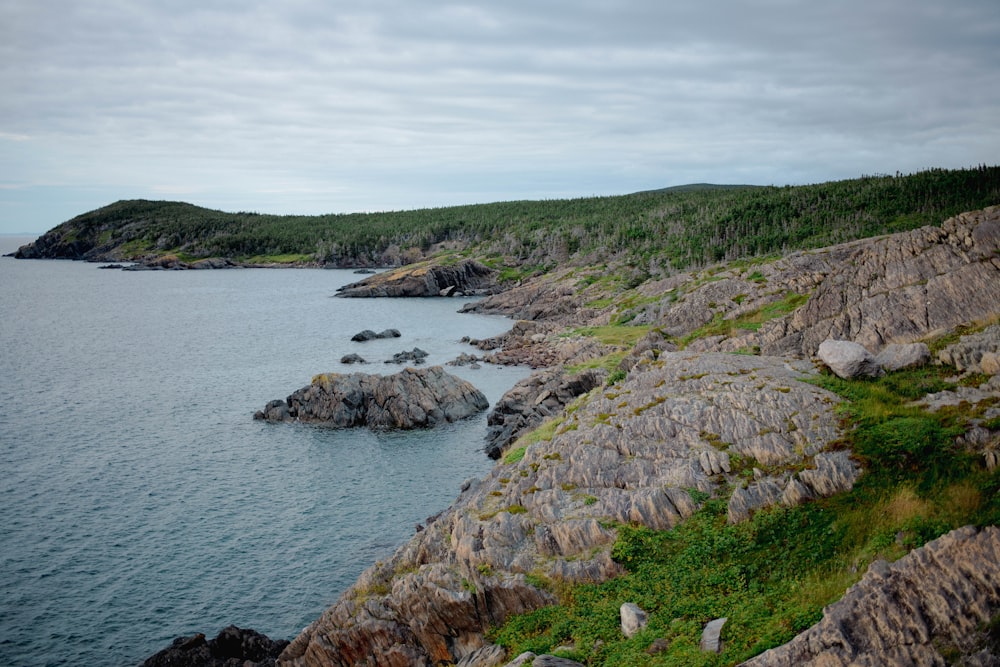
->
[276,206,1000,667]
[336,260,498,298]
[465,206,1000,359]
[740,525,1000,666]
[255,366,488,429]
[279,353,857,666]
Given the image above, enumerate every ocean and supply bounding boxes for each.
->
[0,238,527,666]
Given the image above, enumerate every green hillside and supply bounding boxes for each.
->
[17,166,1000,272]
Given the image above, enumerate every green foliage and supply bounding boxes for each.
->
[38,166,1000,270]
[606,369,628,386]
[678,291,810,347]
[504,446,527,464]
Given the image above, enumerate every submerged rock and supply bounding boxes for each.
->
[385,347,429,364]
[254,366,488,429]
[351,328,401,342]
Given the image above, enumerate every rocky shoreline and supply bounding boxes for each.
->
[143,207,1000,666]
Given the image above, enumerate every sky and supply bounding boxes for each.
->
[1,1,998,234]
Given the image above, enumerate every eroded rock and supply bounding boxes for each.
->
[938,324,1000,374]
[278,353,848,666]
[739,526,1000,666]
[337,260,497,298]
[254,366,488,429]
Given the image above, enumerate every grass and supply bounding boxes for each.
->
[568,325,652,347]
[677,291,809,348]
[488,364,1000,665]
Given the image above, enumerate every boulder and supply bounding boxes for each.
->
[531,656,585,667]
[620,602,649,638]
[142,625,288,667]
[874,342,931,371]
[700,618,727,653]
[817,339,883,379]
[254,366,489,429]
[351,328,401,342]
[340,353,367,364]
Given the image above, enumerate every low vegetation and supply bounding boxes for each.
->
[487,364,1000,665]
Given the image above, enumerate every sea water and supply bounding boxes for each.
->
[0,239,527,666]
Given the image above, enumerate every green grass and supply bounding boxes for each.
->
[488,364,1000,665]
[678,291,810,347]
[244,252,315,264]
[569,325,652,347]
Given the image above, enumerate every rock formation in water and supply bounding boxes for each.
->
[336,259,497,298]
[254,366,488,429]
[142,625,289,667]
[350,328,401,342]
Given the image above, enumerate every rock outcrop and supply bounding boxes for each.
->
[483,367,606,459]
[740,525,1000,666]
[143,625,289,667]
[351,328,401,342]
[337,260,497,298]
[278,353,851,666]
[254,366,488,429]
[938,324,1000,374]
[681,206,1000,357]
[467,207,1000,362]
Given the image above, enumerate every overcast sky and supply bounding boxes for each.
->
[2,0,998,234]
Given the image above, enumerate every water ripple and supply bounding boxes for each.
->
[0,258,526,666]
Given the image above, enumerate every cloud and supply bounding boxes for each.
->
[1,0,999,231]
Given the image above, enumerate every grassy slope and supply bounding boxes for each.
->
[487,358,1000,666]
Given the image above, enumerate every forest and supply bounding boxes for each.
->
[27,165,1000,274]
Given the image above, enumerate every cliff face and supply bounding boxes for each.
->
[335,260,498,298]
[466,206,1000,359]
[740,525,1000,666]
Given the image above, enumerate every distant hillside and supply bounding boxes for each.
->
[14,166,1000,273]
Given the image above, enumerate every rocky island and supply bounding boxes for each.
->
[254,366,489,430]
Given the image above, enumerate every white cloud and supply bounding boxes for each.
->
[1,0,998,231]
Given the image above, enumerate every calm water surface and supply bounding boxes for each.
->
[0,240,526,666]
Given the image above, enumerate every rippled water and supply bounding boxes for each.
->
[0,242,526,666]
